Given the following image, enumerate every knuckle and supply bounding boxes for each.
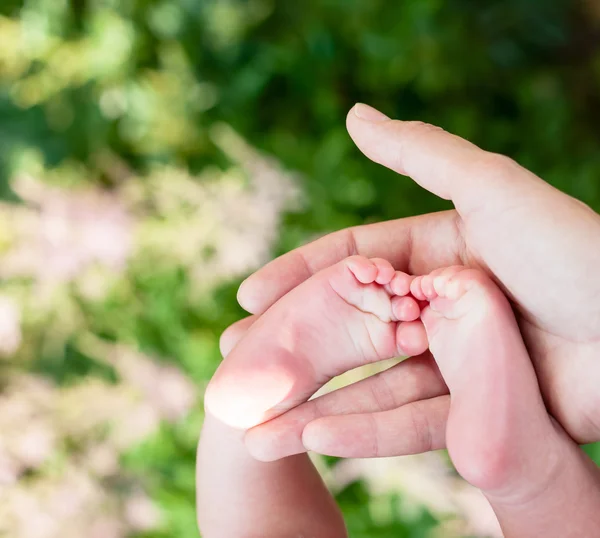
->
[408,404,432,453]
[367,414,381,457]
[336,228,358,256]
[389,360,426,400]
[473,152,519,180]
[404,364,432,400]
[400,121,446,145]
[369,373,398,410]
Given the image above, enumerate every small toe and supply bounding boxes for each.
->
[345,256,378,284]
[391,295,421,322]
[396,320,429,357]
[389,271,412,296]
[420,275,438,299]
[410,276,427,301]
[370,258,396,285]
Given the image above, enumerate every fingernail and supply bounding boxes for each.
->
[353,103,390,122]
[236,279,254,313]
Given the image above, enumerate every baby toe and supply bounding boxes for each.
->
[370,258,396,285]
[396,320,429,357]
[389,271,412,296]
[345,255,378,284]
[420,274,438,300]
[391,295,421,322]
[410,276,427,301]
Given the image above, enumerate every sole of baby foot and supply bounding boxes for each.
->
[414,266,561,496]
[206,256,425,429]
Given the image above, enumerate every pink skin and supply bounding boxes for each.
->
[197,418,346,538]
[201,104,600,537]
[212,260,600,524]
[207,262,600,538]
[215,255,560,498]
[233,104,600,452]
[204,256,424,430]
[415,266,561,495]
[244,264,560,498]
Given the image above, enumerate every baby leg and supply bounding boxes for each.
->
[412,266,562,495]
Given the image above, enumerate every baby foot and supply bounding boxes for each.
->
[205,256,427,429]
[412,266,561,495]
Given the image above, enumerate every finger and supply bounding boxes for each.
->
[347,103,550,217]
[244,353,447,461]
[238,211,464,314]
[302,395,449,458]
[348,104,600,339]
[219,316,257,357]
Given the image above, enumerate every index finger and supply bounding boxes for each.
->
[238,211,464,314]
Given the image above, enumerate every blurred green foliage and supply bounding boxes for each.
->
[2,0,600,536]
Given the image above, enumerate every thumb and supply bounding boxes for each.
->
[347,104,600,340]
[346,103,548,217]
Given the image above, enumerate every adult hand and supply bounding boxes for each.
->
[225,103,600,458]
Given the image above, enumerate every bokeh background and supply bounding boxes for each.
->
[1,0,600,536]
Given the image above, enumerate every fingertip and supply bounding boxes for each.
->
[302,416,357,457]
[202,383,222,424]
[219,316,257,357]
[244,428,302,462]
[347,103,390,125]
[245,408,312,461]
[236,278,260,314]
[219,325,242,358]
[346,106,406,176]
[347,107,517,212]
[219,330,235,358]
[302,419,335,455]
